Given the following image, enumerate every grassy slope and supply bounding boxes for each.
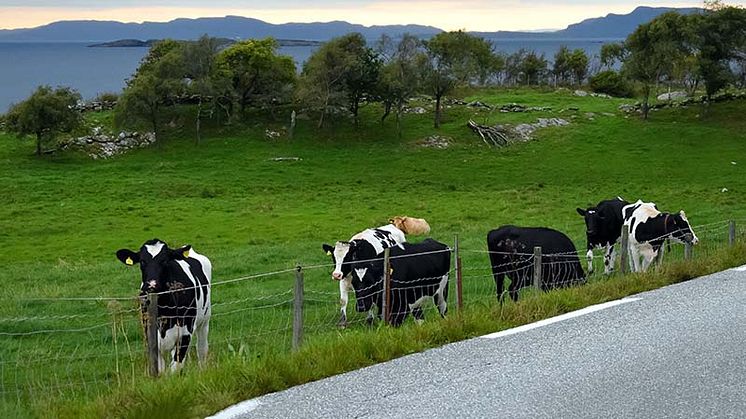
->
[1,88,745,417]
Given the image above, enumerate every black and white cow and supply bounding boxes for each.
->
[576,197,629,275]
[322,224,406,327]
[487,226,586,303]
[116,239,211,374]
[350,239,451,327]
[622,200,699,272]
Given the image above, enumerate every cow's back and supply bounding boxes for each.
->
[389,239,450,284]
[488,225,578,255]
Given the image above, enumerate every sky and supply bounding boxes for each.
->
[1,1,743,32]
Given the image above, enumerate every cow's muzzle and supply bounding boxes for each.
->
[332,272,343,281]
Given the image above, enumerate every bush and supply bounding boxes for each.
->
[94,92,119,103]
[590,70,633,97]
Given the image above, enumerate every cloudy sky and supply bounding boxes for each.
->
[1,1,741,31]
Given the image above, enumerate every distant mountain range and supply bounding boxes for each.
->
[0,6,702,43]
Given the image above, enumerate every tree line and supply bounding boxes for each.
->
[4,2,746,154]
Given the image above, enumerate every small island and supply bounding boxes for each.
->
[89,38,322,48]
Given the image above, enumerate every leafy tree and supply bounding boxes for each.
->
[505,49,528,85]
[375,34,426,135]
[521,51,548,85]
[622,12,695,118]
[126,39,181,87]
[182,35,231,144]
[218,38,296,115]
[4,85,82,156]
[422,31,496,128]
[298,33,379,127]
[600,43,627,69]
[115,45,185,141]
[694,6,746,98]
[568,49,590,85]
[553,46,572,86]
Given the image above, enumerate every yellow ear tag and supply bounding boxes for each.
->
[125,257,134,266]
[326,251,332,256]
[183,250,190,259]
[389,268,394,275]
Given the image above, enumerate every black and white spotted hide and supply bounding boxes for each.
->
[116,239,211,374]
[576,197,629,275]
[322,224,406,327]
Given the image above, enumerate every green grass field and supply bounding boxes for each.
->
[1,88,746,418]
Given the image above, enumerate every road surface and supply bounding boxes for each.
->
[210,265,746,419]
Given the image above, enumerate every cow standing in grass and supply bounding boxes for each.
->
[116,239,211,374]
[350,239,451,327]
[622,201,699,272]
[322,224,406,327]
[576,197,629,275]
[487,226,586,303]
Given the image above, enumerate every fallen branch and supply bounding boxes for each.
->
[467,120,509,147]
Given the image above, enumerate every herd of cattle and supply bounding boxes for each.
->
[115,199,698,373]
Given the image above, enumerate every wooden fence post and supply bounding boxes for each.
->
[729,220,736,247]
[454,234,463,313]
[533,246,542,291]
[146,292,159,377]
[383,248,392,325]
[620,225,630,275]
[684,243,693,261]
[292,265,304,352]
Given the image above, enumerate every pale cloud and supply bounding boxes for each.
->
[1,1,741,31]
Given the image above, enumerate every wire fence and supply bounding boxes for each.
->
[1,219,744,410]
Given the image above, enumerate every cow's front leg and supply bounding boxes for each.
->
[640,246,657,272]
[338,277,350,328]
[586,249,594,275]
[604,244,615,275]
[171,334,191,373]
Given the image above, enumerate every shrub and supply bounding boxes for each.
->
[590,70,633,97]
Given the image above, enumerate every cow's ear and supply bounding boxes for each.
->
[116,249,140,266]
[576,208,586,216]
[322,244,334,256]
[171,245,192,260]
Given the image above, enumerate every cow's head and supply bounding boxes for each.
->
[576,207,605,237]
[667,211,699,245]
[322,240,361,280]
[116,239,192,294]
[350,264,383,313]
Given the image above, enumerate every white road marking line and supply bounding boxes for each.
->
[206,399,261,419]
[480,297,642,340]
[732,265,746,272]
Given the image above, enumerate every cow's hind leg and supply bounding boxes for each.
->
[434,273,449,317]
[195,320,209,366]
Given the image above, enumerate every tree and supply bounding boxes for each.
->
[694,6,746,98]
[115,44,185,141]
[521,51,548,85]
[4,85,82,156]
[568,49,590,85]
[622,12,695,118]
[600,43,627,69]
[182,35,230,144]
[422,31,496,128]
[218,38,296,115]
[375,34,426,136]
[298,33,379,128]
[553,46,572,86]
[126,39,181,87]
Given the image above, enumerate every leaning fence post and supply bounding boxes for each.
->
[454,234,463,313]
[533,246,542,291]
[729,220,736,247]
[620,225,630,275]
[146,292,159,377]
[292,265,304,352]
[383,248,392,325]
[684,243,693,261]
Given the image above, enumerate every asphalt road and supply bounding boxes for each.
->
[210,265,746,419]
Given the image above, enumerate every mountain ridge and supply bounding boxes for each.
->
[0,6,703,42]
